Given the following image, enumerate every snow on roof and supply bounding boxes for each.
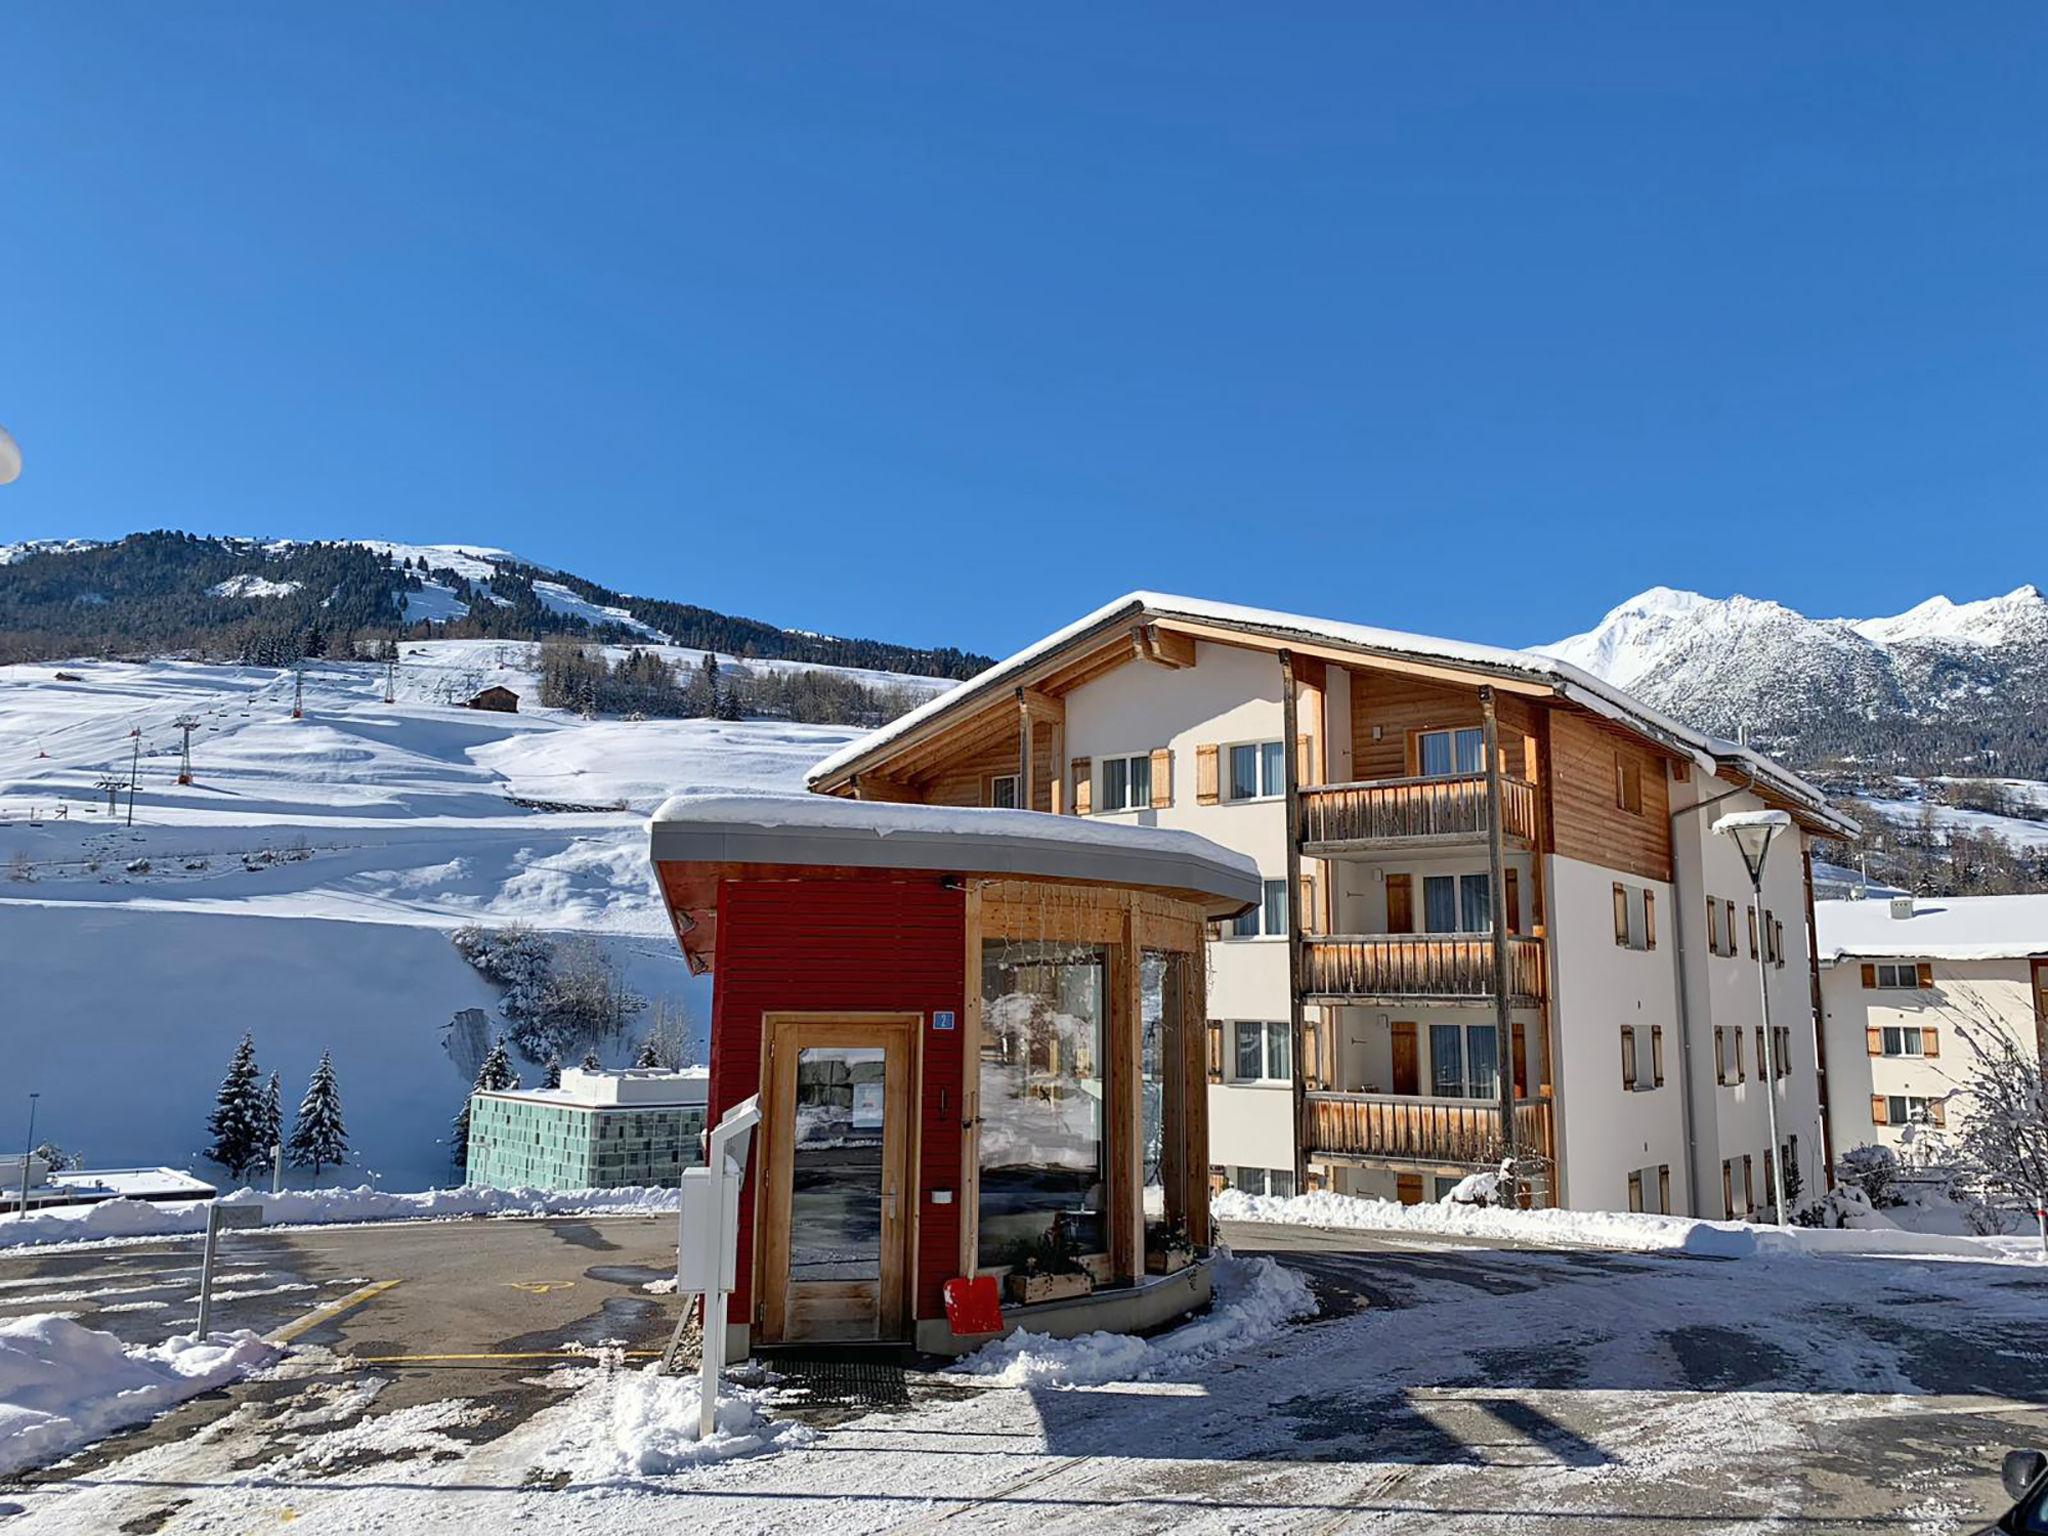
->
[1711,810,1793,833]
[649,789,1262,916]
[1816,894,2048,962]
[807,591,1849,831]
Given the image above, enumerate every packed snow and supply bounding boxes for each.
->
[1816,892,2048,961]
[529,1366,814,1480]
[0,1315,277,1475]
[949,1250,1316,1387]
[530,579,673,642]
[0,640,929,1188]
[206,574,303,600]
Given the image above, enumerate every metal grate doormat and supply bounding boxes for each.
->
[770,1354,912,1411]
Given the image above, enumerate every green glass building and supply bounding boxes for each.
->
[465,1069,708,1190]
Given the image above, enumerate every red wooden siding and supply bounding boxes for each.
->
[702,873,967,1327]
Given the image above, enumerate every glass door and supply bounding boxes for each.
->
[761,1017,915,1344]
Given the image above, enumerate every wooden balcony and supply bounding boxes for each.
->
[1301,934,1545,1007]
[1300,773,1536,856]
[1305,1091,1554,1168]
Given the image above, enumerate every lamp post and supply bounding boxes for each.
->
[18,1092,40,1219]
[1714,809,1793,1226]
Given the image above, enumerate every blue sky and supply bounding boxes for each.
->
[3,6,2042,658]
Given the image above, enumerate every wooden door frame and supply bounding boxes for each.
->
[757,1011,922,1345]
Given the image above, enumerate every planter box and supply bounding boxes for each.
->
[1005,1270,1093,1306]
[1145,1247,1194,1275]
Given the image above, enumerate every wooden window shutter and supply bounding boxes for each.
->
[1658,1165,1671,1213]
[1620,1025,1637,1090]
[1870,1093,1886,1125]
[1070,757,1092,816]
[1298,873,1318,936]
[1205,1020,1224,1083]
[1613,884,1630,946]
[1756,1027,1766,1080]
[1865,1025,1883,1055]
[1922,1026,1939,1059]
[1651,1025,1665,1087]
[1747,906,1759,959]
[1209,1166,1228,1195]
[1722,1160,1733,1219]
[1149,747,1173,809]
[1860,962,1877,989]
[1628,1171,1644,1213]
[1707,903,1721,956]
[1743,1155,1754,1212]
[1644,890,1657,951]
[1714,1027,1727,1084]
[1734,1026,1745,1080]
[1775,919,1786,968]
[1504,868,1521,934]
[1916,961,1935,989]
[1296,733,1315,785]
[1195,743,1220,805]
[1930,1097,1947,1127]
[1726,900,1738,956]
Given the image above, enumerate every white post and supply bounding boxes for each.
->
[272,1142,284,1195]
[694,1096,759,1440]
[195,1203,223,1337]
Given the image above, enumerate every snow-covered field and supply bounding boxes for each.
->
[0,641,937,1189]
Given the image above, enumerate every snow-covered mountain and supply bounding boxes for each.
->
[1540,584,2048,775]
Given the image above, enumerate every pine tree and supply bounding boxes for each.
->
[580,1050,602,1072]
[452,1036,519,1172]
[205,1033,266,1179]
[286,1051,349,1175]
[635,1038,662,1068]
[542,1055,562,1090]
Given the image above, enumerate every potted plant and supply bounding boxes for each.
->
[1003,1216,1094,1305]
[1145,1222,1196,1275]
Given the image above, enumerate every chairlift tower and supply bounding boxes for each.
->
[126,728,141,827]
[384,656,396,705]
[173,715,199,785]
[292,666,304,720]
[95,775,124,815]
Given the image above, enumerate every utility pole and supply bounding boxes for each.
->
[292,666,304,720]
[173,715,199,785]
[126,727,141,826]
[17,1093,38,1219]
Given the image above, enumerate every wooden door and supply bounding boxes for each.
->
[759,1014,917,1345]
[1386,875,1415,935]
[1395,1173,1425,1206]
[1390,1021,1420,1096]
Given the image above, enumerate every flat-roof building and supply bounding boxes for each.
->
[465,1067,709,1191]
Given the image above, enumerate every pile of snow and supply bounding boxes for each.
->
[948,1250,1316,1388]
[1211,1187,2006,1261]
[531,1365,813,1481]
[0,1315,277,1475]
[0,1183,681,1253]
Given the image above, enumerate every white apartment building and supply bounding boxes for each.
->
[1816,893,2048,1155]
[809,593,1851,1216]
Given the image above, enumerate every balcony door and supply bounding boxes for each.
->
[759,1014,917,1345]
[1390,1021,1420,1096]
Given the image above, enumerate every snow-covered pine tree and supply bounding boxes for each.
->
[580,1050,602,1072]
[204,1033,266,1179]
[451,1036,520,1172]
[543,1055,562,1090]
[635,1038,661,1068]
[286,1051,349,1175]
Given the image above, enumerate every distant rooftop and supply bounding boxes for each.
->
[1816,893,2048,962]
[481,1066,708,1110]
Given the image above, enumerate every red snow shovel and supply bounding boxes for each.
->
[943,1275,1004,1337]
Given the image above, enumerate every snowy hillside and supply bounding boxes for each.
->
[0,641,924,1189]
[1540,583,2048,777]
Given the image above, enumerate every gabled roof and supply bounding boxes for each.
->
[807,591,1854,836]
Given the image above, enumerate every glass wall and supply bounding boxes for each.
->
[978,940,1107,1267]
[788,1047,887,1284]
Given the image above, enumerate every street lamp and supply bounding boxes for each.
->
[1714,809,1793,1227]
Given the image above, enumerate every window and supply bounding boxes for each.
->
[1775,1026,1793,1078]
[1230,878,1289,938]
[1629,1165,1669,1215]
[988,773,1019,810]
[1881,1025,1925,1057]
[1226,740,1286,802]
[1880,1095,1946,1127]
[1621,1025,1662,1091]
[1231,1166,1295,1197]
[1615,752,1644,815]
[1424,873,1491,933]
[1099,753,1152,813]
[1613,884,1655,950]
[1418,727,1485,778]
[1868,962,1926,990]
[1429,1022,1499,1100]
[1232,1021,1292,1083]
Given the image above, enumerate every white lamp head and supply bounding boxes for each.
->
[1713,809,1792,884]
[0,424,20,486]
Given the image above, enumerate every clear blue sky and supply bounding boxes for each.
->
[3,6,2042,657]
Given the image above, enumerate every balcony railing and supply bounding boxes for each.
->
[1305,1091,1554,1167]
[1300,773,1537,853]
[1302,934,1545,1006]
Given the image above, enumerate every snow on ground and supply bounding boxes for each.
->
[0,642,909,1189]
[530,579,672,641]
[949,1250,1316,1387]
[0,1315,276,1476]
[1853,792,2048,852]
[1210,1187,2011,1261]
[528,1367,814,1481]
[206,574,302,600]
[0,1183,683,1253]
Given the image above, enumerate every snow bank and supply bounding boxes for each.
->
[1212,1188,2005,1261]
[0,1315,277,1475]
[948,1250,1317,1388]
[0,1183,681,1253]
[533,1365,813,1482]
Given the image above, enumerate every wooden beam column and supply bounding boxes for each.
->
[1481,687,1520,1193]
[1184,934,1212,1248]
[1281,650,1309,1191]
[1110,891,1145,1285]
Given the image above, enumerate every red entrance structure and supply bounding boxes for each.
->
[650,794,1258,1356]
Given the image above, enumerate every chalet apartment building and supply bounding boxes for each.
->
[1816,893,2048,1155]
[808,594,1854,1218]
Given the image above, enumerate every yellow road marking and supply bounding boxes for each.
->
[506,1280,575,1295]
[266,1279,402,1345]
[343,1348,664,1364]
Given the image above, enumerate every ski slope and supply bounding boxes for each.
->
[0,641,914,1190]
